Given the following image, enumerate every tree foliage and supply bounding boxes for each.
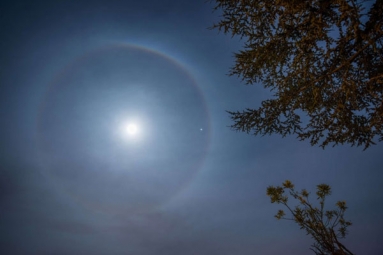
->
[211,0,383,149]
[267,180,353,255]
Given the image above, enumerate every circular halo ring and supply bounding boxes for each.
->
[35,43,211,215]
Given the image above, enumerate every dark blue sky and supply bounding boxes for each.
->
[1,1,382,254]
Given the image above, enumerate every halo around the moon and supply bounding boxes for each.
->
[36,43,211,215]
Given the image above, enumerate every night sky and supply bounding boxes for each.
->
[1,1,383,254]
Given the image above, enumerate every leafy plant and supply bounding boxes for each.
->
[211,0,383,149]
[267,180,354,255]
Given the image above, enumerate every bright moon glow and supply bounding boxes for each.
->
[118,119,144,141]
[126,123,138,135]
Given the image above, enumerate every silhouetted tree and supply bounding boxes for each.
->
[267,180,354,255]
[211,0,383,149]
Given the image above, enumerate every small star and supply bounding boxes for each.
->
[200,128,203,131]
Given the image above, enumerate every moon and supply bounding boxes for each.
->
[119,119,143,141]
[126,123,138,135]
